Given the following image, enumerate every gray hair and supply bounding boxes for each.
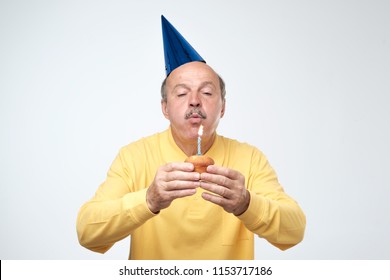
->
[160,75,226,103]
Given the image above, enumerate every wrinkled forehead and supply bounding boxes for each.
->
[166,62,219,90]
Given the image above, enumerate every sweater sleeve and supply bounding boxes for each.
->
[237,148,306,250]
[76,147,157,254]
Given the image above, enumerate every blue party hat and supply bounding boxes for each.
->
[161,15,205,76]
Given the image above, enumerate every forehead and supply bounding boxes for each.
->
[166,62,219,90]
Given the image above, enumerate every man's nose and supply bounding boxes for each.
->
[189,93,201,107]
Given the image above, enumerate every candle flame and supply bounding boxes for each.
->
[198,125,203,136]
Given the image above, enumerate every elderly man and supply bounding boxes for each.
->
[77,16,306,259]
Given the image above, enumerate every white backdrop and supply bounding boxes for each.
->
[1,0,389,259]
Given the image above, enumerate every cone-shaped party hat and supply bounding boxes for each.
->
[161,15,205,76]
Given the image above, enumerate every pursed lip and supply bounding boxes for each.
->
[189,113,201,118]
[187,115,202,124]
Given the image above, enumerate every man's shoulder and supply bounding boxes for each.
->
[217,134,259,152]
[120,129,168,153]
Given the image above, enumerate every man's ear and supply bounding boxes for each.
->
[220,100,226,118]
[161,100,169,120]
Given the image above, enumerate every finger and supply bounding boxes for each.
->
[205,165,235,177]
[164,170,200,183]
[199,181,232,198]
[165,179,200,191]
[200,172,233,189]
[169,188,197,199]
[163,162,195,172]
[147,187,197,213]
[201,188,247,214]
[201,191,230,208]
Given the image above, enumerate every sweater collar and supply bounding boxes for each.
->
[165,126,222,163]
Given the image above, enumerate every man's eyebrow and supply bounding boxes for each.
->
[199,81,216,88]
[198,81,217,90]
[172,81,216,92]
[172,83,191,91]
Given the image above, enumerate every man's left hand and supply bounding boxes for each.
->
[199,165,250,216]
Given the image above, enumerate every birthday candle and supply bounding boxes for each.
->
[197,125,203,155]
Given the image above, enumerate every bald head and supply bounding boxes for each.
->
[161,62,226,103]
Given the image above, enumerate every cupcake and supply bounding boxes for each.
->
[185,155,214,173]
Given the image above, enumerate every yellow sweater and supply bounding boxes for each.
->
[77,127,306,259]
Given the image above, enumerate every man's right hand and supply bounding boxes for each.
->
[146,162,200,213]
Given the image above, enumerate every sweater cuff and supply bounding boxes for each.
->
[122,188,157,225]
[236,190,266,226]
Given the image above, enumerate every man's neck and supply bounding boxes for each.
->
[171,130,216,157]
